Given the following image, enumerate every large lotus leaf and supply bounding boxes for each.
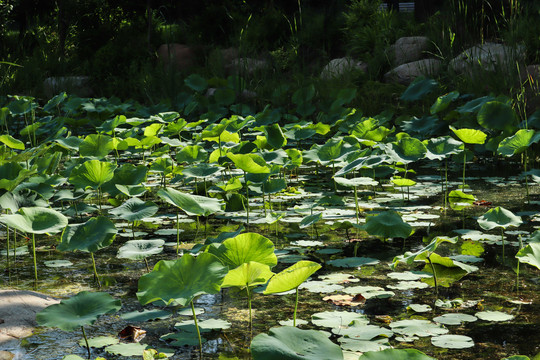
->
[364,211,412,239]
[392,236,457,267]
[0,206,68,234]
[264,260,321,294]
[430,91,460,114]
[209,232,277,269]
[389,319,448,337]
[424,136,463,160]
[79,134,114,158]
[0,162,35,191]
[358,348,436,360]
[497,129,540,157]
[450,126,487,145]
[69,160,117,190]
[36,291,121,331]
[221,261,274,289]
[299,213,322,229]
[264,123,287,149]
[137,253,228,307]
[117,239,165,260]
[400,77,439,102]
[176,145,208,164]
[110,198,158,222]
[385,137,427,164]
[477,101,517,132]
[101,164,147,196]
[457,95,495,114]
[184,74,207,92]
[227,153,270,174]
[516,243,540,270]
[334,176,378,187]
[477,206,523,230]
[58,216,117,253]
[251,326,344,360]
[317,138,344,162]
[157,187,224,216]
[401,116,445,139]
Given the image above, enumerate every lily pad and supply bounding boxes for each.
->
[104,342,149,356]
[338,337,391,352]
[121,308,172,322]
[327,257,380,268]
[299,281,344,293]
[78,336,119,348]
[431,334,474,349]
[387,281,429,290]
[311,311,369,329]
[408,304,432,313]
[279,319,309,326]
[433,313,477,325]
[175,318,232,331]
[43,260,73,268]
[475,311,515,322]
[389,319,449,337]
[336,325,394,340]
[160,332,206,346]
[358,348,436,359]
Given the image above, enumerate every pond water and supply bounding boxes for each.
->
[2,158,540,360]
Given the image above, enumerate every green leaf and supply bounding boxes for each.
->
[497,129,540,157]
[105,342,149,356]
[36,291,121,331]
[79,134,114,159]
[424,136,463,160]
[311,311,369,328]
[389,319,448,337]
[477,206,523,230]
[327,257,380,268]
[227,153,270,174]
[117,239,165,260]
[58,216,117,253]
[400,77,438,101]
[299,213,322,229]
[184,74,208,92]
[385,137,427,164]
[137,253,228,307]
[0,207,68,234]
[450,126,487,144]
[363,211,412,239]
[78,336,119,348]
[358,348,435,360]
[264,261,321,294]
[69,160,117,190]
[157,187,223,216]
[475,311,514,322]
[0,134,25,150]
[221,261,274,289]
[516,242,540,270]
[121,308,171,322]
[110,198,158,222]
[251,326,344,360]
[477,101,517,132]
[176,145,208,164]
[430,91,459,114]
[264,123,287,149]
[209,232,277,269]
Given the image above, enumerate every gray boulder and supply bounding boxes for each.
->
[384,59,442,85]
[43,76,92,98]
[226,58,269,75]
[320,57,367,80]
[390,36,430,66]
[157,43,195,71]
[450,42,525,74]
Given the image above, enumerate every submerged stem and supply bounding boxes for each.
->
[91,252,101,288]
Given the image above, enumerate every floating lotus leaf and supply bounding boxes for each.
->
[110,198,158,222]
[311,311,369,329]
[337,325,393,340]
[175,318,232,331]
[433,313,477,325]
[104,342,149,356]
[342,285,395,299]
[431,334,474,349]
[120,308,171,322]
[160,332,206,346]
[44,260,73,268]
[299,281,344,293]
[327,257,380,268]
[516,243,540,270]
[389,319,449,337]
[408,304,432,313]
[387,281,429,290]
[137,253,228,307]
[475,311,515,322]
[358,348,436,359]
[251,326,344,360]
[478,207,523,230]
[264,260,321,294]
[36,291,121,331]
[78,336,119,348]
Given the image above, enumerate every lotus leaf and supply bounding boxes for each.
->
[327,257,380,268]
[516,242,540,270]
[338,337,391,352]
[431,334,474,349]
[105,342,149,356]
[157,187,224,216]
[433,313,477,325]
[400,77,439,101]
[137,253,228,307]
[69,160,116,190]
[79,134,114,158]
[311,311,369,329]
[58,216,117,253]
[221,261,274,289]
[264,261,321,294]
[117,239,165,260]
[121,308,171,322]
[78,336,119,348]
[0,206,68,234]
[478,207,523,230]
[358,348,436,359]
[36,291,121,331]
[498,129,540,157]
[475,311,515,322]
[389,319,448,337]
[251,326,344,360]
[110,198,158,222]
[209,232,277,269]
[450,127,487,144]
[363,211,412,239]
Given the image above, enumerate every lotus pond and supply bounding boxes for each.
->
[1,77,540,360]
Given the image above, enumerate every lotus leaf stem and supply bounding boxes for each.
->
[244,172,250,226]
[91,252,101,288]
[462,149,466,191]
[32,233,37,289]
[81,326,90,359]
[501,228,506,265]
[176,211,180,257]
[293,287,299,327]
[427,255,438,297]
[190,300,203,359]
[144,257,150,273]
[247,286,253,340]
[354,186,359,224]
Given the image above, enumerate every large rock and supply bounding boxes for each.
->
[389,36,430,66]
[157,43,195,71]
[384,59,442,85]
[0,289,59,348]
[320,57,367,80]
[226,58,269,75]
[43,76,93,98]
[450,42,525,74]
